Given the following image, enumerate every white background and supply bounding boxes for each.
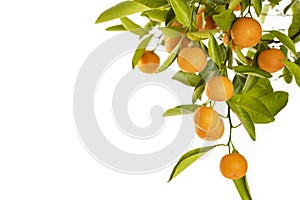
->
[1,0,300,199]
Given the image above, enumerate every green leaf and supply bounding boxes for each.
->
[233,75,246,94]
[105,24,126,31]
[242,76,259,93]
[209,0,229,5]
[192,84,206,103]
[132,35,153,68]
[252,0,262,16]
[96,1,150,23]
[187,30,218,41]
[235,46,250,64]
[288,1,300,43]
[234,65,272,78]
[283,60,300,87]
[167,0,192,28]
[260,91,288,116]
[229,94,275,124]
[134,0,169,8]
[229,0,242,10]
[120,17,148,37]
[168,146,215,182]
[245,78,273,98]
[208,35,223,68]
[269,30,297,56]
[233,176,252,200]
[283,66,293,84]
[172,71,201,86]
[284,0,297,14]
[142,10,169,22]
[228,102,256,140]
[163,104,200,116]
[156,36,184,73]
[212,10,236,31]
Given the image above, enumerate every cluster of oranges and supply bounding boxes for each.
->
[136,7,287,180]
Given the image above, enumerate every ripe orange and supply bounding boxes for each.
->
[257,48,285,73]
[197,10,217,31]
[177,47,207,73]
[195,117,224,141]
[220,153,248,180]
[223,33,243,52]
[231,17,262,48]
[165,36,190,53]
[193,106,220,132]
[137,51,160,74]
[206,76,234,101]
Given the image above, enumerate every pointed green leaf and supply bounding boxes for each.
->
[283,60,300,87]
[235,46,251,64]
[168,0,192,28]
[283,66,293,84]
[134,0,169,8]
[132,35,153,68]
[209,0,229,4]
[212,10,236,31]
[269,30,297,56]
[172,71,201,87]
[233,176,252,200]
[230,94,275,123]
[288,0,300,43]
[163,104,200,116]
[121,17,148,36]
[245,78,273,98]
[187,30,219,40]
[260,91,288,116]
[142,10,169,22]
[234,65,272,78]
[105,24,126,31]
[96,1,150,23]
[242,76,259,93]
[192,84,206,103]
[208,35,223,68]
[252,0,262,16]
[168,146,215,182]
[228,102,256,140]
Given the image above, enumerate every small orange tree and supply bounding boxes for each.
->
[96,0,300,199]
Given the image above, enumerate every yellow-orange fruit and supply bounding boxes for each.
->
[206,76,234,101]
[231,17,262,48]
[257,48,285,73]
[195,117,224,141]
[197,10,217,31]
[193,107,220,132]
[220,153,248,180]
[223,33,243,52]
[177,47,207,73]
[137,51,160,74]
[165,36,190,53]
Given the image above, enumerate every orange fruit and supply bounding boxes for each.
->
[234,4,242,11]
[220,153,248,180]
[223,33,243,52]
[257,48,285,73]
[137,51,160,74]
[165,36,190,53]
[206,76,234,101]
[197,10,217,31]
[193,106,220,132]
[177,47,207,73]
[231,17,262,48]
[195,117,224,141]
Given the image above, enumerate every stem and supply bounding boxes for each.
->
[227,106,234,153]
